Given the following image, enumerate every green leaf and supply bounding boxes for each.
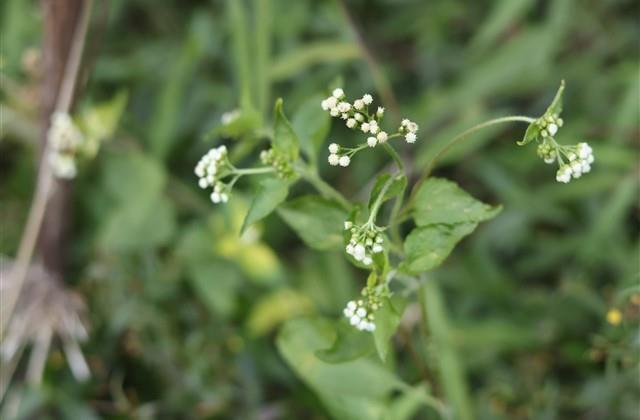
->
[278,196,348,250]
[187,261,241,317]
[277,318,406,419]
[518,80,565,145]
[78,91,128,157]
[401,223,478,274]
[246,289,313,336]
[368,173,407,214]
[273,98,300,161]
[99,197,176,252]
[241,177,290,233]
[373,296,407,362]
[292,94,330,163]
[205,109,261,140]
[545,79,565,117]
[413,178,501,226]
[316,322,374,363]
[518,120,541,146]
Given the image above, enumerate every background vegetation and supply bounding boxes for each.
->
[1,0,639,418]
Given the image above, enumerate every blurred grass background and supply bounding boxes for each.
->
[1,0,639,418]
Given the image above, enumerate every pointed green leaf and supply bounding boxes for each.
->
[373,296,407,362]
[278,196,348,250]
[401,223,478,274]
[413,178,501,226]
[518,80,565,145]
[273,98,300,161]
[242,177,290,233]
[316,322,374,363]
[292,94,330,163]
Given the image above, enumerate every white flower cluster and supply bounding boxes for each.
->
[321,89,420,167]
[47,112,84,179]
[342,285,387,333]
[342,300,376,332]
[195,146,230,203]
[327,143,351,167]
[399,118,419,143]
[344,221,384,266]
[555,142,594,183]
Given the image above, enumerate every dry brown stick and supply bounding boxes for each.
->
[1,0,93,338]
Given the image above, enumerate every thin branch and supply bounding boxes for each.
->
[1,0,93,338]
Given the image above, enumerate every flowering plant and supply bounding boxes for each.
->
[195,81,593,356]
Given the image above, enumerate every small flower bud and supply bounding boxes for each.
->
[328,143,339,154]
[332,88,344,98]
[367,137,377,147]
[338,155,351,167]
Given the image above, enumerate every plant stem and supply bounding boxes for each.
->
[383,143,404,171]
[367,173,396,225]
[297,164,351,210]
[419,277,473,420]
[400,115,535,218]
[233,167,275,176]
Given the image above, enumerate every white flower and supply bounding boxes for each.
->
[211,191,221,203]
[361,122,370,133]
[350,315,360,326]
[356,307,367,318]
[198,178,208,188]
[338,155,351,167]
[556,166,571,183]
[362,94,373,105]
[321,99,330,111]
[354,113,364,122]
[376,131,388,143]
[347,301,357,311]
[338,101,351,112]
[344,221,353,230]
[547,123,558,136]
[354,99,364,110]
[330,107,340,117]
[325,96,337,109]
[367,137,377,147]
[346,118,357,128]
[544,156,555,164]
[50,154,77,179]
[328,143,339,154]
[368,121,379,134]
[372,244,383,253]
[328,154,340,166]
[221,109,241,124]
[376,107,385,117]
[341,113,349,120]
[405,132,417,143]
[362,256,372,265]
[332,88,345,98]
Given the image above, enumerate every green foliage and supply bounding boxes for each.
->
[278,196,348,250]
[413,177,502,226]
[272,98,300,161]
[242,177,290,233]
[519,80,565,145]
[368,173,407,214]
[402,223,477,274]
[2,0,638,418]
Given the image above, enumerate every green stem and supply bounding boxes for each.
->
[401,115,534,218]
[366,173,396,225]
[419,277,473,420]
[297,164,351,210]
[233,167,275,176]
[383,142,404,171]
